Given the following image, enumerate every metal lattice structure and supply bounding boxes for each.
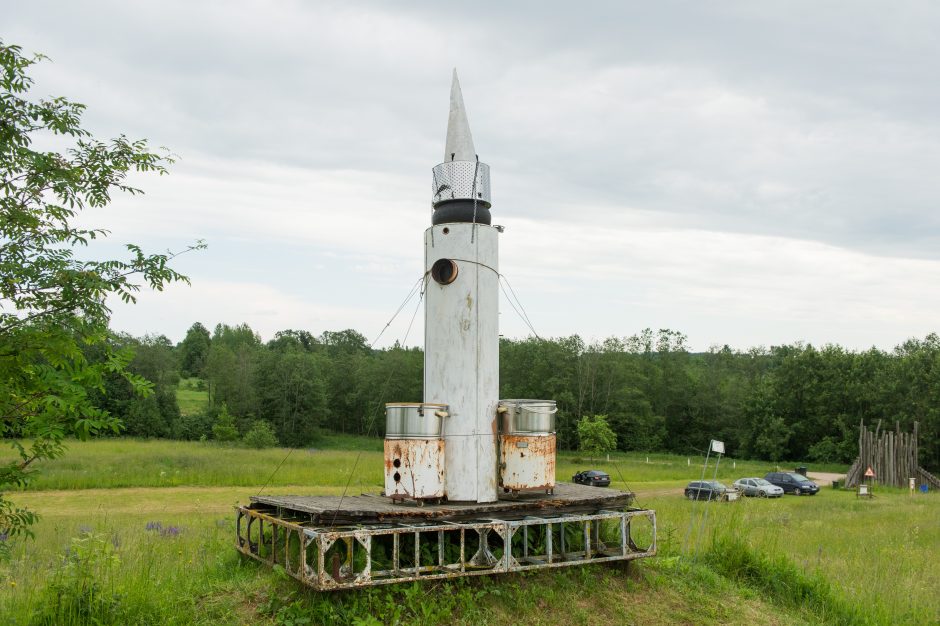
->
[236,505,656,590]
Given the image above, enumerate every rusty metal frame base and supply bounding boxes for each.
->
[235,505,656,590]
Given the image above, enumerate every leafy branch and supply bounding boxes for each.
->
[0,40,203,540]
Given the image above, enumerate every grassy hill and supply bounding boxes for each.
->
[0,439,935,625]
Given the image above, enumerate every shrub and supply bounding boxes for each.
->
[577,415,617,460]
[243,420,278,449]
[171,410,214,440]
[211,404,239,442]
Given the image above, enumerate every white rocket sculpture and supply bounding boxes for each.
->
[424,71,500,503]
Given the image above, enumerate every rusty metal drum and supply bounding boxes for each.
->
[498,399,557,435]
[385,403,448,440]
[384,403,448,502]
[498,399,557,494]
[500,434,556,494]
[384,439,446,501]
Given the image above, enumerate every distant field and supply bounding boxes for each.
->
[176,378,209,416]
[1,439,934,625]
[17,437,845,492]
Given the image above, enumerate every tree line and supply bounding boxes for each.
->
[97,323,940,471]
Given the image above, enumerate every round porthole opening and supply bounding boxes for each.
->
[430,259,458,285]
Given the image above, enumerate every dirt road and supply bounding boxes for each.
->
[807,471,845,485]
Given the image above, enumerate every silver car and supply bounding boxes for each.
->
[733,477,784,498]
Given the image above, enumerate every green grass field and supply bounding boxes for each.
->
[176,378,209,416]
[1,439,936,625]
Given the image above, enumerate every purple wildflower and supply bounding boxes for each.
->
[145,521,163,532]
[0,532,9,542]
[77,525,92,535]
[160,526,182,538]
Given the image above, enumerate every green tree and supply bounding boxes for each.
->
[254,348,330,446]
[752,416,791,462]
[577,414,617,460]
[211,404,239,442]
[87,334,181,438]
[319,329,369,433]
[0,41,201,540]
[205,323,260,417]
[178,322,211,378]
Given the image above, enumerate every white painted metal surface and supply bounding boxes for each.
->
[444,69,476,162]
[384,439,446,500]
[424,222,500,502]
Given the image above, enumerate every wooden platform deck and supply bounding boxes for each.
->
[250,483,635,525]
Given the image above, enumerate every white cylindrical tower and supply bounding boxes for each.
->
[424,71,499,503]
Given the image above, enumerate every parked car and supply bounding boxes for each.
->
[764,471,820,495]
[733,477,784,498]
[572,470,611,487]
[684,480,738,501]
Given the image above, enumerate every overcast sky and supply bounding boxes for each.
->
[6,1,940,351]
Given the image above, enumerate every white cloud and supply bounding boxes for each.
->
[8,1,940,350]
[109,279,391,344]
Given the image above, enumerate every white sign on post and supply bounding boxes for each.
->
[710,440,725,455]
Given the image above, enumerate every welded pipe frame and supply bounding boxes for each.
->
[424,222,500,503]
[235,506,657,590]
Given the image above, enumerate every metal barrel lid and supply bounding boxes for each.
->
[385,402,449,440]
[385,402,448,408]
[498,399,557,434]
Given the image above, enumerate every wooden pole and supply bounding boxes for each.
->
[888,431,894,486]
[901,432,907,485]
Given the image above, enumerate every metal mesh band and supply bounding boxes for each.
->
[431,160,491,206]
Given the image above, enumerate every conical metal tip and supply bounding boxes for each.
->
[445,69,476,162]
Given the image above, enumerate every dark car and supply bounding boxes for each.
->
[764,472,819,495]
[684,480,736,501]
[572,470,611,487]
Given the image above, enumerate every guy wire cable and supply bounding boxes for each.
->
[498,275,541,340]
[369,274,425,349]
[330,275,428,528]
[501,273,539,338]
[610,457,642,511]
[258,273,425,499]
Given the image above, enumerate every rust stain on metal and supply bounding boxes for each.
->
[500,434,556,493]
[384,439,445,501]
[234,504,656,591]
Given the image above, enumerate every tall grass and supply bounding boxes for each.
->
[15,437,384,491]
[2,439,933,625]
[704,526,868,625]
[646,490,939,625]
[16,438,844,491]
[0,509,805,626]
